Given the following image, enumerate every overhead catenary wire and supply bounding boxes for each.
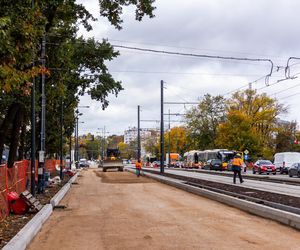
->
[279,91,300,100]
[112,44,274,85]
[107,38,287,59]
[270,82,300,97]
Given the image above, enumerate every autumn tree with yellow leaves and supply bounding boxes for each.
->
[216,89,287,158]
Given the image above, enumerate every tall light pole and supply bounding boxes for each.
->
[74,110,82,168]
[74,106,89,168]
[37,29,46,194]
[60,98,64,180]
[168,109,171,168]
[137,105,141,160]
[98,127,109,161]
[74,111,82,168]
[160,80,164,174]
[31,0,36,196]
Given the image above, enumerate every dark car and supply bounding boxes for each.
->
[288,163,300,178]
[204,159,222,171]
[253,160,276,175]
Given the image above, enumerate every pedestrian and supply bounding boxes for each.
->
[135,159,142,177]
[232,154,244,184]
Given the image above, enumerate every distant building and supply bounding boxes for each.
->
[124,127,152,144]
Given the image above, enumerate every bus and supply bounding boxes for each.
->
[183,150,201,168]
[184,149,236,170]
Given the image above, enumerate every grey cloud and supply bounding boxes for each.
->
[76,0,300,134]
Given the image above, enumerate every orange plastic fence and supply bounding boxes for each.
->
[0,159,64,221]
[0,163,8,222]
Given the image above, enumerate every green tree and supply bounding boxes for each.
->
[0,0,156,165]
[275,121,300,153]
[143,130,159,158]
[216,110,261,155]
[118,142,130,159]
[185,94,226,150]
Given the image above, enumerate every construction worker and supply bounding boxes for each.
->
[135,159,142,177]
[232,154,244,184]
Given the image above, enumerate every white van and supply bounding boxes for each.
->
[273,152,300,174]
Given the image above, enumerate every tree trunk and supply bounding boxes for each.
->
[0,103,20,164]
[18,123,27,160]
[7,105,24,168]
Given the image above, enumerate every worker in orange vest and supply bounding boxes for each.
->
[232,154,244,184]
[135,159,142,177]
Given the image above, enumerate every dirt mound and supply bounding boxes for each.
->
[94,170,154,184]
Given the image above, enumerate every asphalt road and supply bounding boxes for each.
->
[27,169,300,250]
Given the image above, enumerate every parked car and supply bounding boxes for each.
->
[288,163,300,178]
[79,158,89,168]
[253,160,276,175]
[175,161,184,168]
[204,159,222,171]
[152,161,160,168]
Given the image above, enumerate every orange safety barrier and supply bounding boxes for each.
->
[0,161,30,222]
[45,159,65,174]
[0,163,8,222]
[0,159,64,221]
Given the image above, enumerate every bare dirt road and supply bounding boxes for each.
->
[27,169,300,250]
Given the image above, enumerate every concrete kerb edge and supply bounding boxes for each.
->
[135,170,300,231]
[2,204,53,250]
[3,173,79,250]
[50,172,79,207]
[68,172,79,184]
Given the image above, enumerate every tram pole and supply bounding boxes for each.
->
[31,0,36,195]
[160,80,164,173]
[137,105,141,161]
[168,109,171,168]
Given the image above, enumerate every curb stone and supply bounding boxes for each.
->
[50,173,78,207]
[2,172,79,250]
[2,204,53,250]
[127,168,300,231]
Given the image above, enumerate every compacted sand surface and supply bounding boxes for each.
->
[27,169,300,250]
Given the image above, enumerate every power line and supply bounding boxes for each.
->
[112,44,274,84]
[279,91,300,100]
[110,70,267,77]
[107,38,286,59]
[164,102,199,105]
[270,82,300,97]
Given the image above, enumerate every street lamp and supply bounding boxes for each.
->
[74,105,89,168]
[75,111,82,168]
[97,127,109,161]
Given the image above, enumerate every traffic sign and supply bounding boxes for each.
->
[244,149,249,155]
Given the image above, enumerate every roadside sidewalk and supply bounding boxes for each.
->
[27,169,300,250]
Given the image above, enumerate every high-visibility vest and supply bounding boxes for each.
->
[232,157,243,167]
[136,162,142,169]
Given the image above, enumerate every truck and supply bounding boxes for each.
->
[273,152,300,174]
[100,148,124,172]
[166,153,180,167]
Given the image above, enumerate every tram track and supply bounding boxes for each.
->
[169,168,300,186]
[142,169,300,215]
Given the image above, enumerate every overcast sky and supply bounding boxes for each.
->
[76,0,300,136]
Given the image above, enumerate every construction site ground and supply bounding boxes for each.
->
[27,169,300,250]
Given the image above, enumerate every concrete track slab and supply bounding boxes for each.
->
[142,167,300,198]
